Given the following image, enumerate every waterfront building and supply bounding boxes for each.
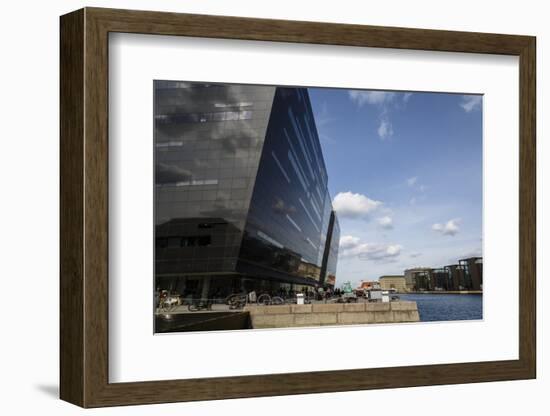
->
[154,81,339,300]
[378,275,407,292]
[358,280,381,291]
[458,257,483,290]
[444,264,461,291]
[404,267,432,291]
[404,258,483,292]
[430,268,451,291]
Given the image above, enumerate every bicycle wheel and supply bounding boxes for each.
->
[257,294,271,305]
[271,296,284,305]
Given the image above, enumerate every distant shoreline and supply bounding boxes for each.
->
[400,291,482,295]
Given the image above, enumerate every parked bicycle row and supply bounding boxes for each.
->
[156,289,337,313]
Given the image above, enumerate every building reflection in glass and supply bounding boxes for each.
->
[154,81,339,302]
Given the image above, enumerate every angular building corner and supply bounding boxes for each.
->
[154,82,339,300]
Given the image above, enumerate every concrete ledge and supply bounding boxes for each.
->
[247,301,420,328]
[290,304,313,314]
[393,310,420,322]
[343,303,366,312]
[374,311,394,323]
[263,305,291,314]
[294,313,337,326]
[337,312,374,324]
[250,314,294,328]
[391,301,417,311]
[243,305,265,315]
[365,303,391,312]
[312,303,344,313]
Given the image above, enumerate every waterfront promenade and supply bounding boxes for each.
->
[155,299,420,332]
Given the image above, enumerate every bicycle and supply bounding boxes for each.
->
[187,299,213,312]
[228,294,248,310]
[159,295,181,313]
[225,292,247,305]
[256,293,272,305]
[256,293,285,305]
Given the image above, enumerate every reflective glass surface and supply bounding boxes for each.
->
[323,213,340,287]
[238,88,336,287]
[154,82,339,299]
[154,81,275,286]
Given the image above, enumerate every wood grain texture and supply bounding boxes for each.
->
[59,8,84,407]
[59,7,537,408]
[518,38,536,376]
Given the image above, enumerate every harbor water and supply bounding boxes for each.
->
[399,293,482,322]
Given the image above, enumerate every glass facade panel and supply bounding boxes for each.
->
[238,87,336,288]
[154,81,275,297]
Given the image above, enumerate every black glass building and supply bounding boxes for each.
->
[154,81,339,300]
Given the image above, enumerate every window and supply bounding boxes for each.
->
[156,179,220,188]
[299,198,320,232]
[288,107,315,179]
[156,236,212,248]
[286,214,302,232]
[271,151,291,183]
[305,237,318,250]
[214,102,253,108]
[154,110,253,124]
[283,128,309,186]
[257,230,284,249]
[287,150,309,194]
[155,141,183,148]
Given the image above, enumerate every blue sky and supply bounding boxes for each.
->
[308,88,483,286]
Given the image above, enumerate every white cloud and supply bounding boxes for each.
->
[333,191,382,219]
[407,176,427,192]
[377,118,393,139]
[348,90,396,107]
[314,101,336,127]
[348,90,402,141]
[339,235,361,250]
[406,176,418,187]
[460,95,482,112]
[409,251,422,258]
[432,218,461,236]
[377,216,393,229]
[339,235,402,261]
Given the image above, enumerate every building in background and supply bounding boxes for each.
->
[404,267,432,291]
[358,280,381,291]
[404,257,483,292]
[379,275,407,292]
[444,264,461,291]
[154,82,339,300]
[458,257,483,290]
[430,268,450,291]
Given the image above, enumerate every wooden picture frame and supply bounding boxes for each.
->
[60,7,536,408]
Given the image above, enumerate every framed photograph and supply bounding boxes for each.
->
[60,7,536,407]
